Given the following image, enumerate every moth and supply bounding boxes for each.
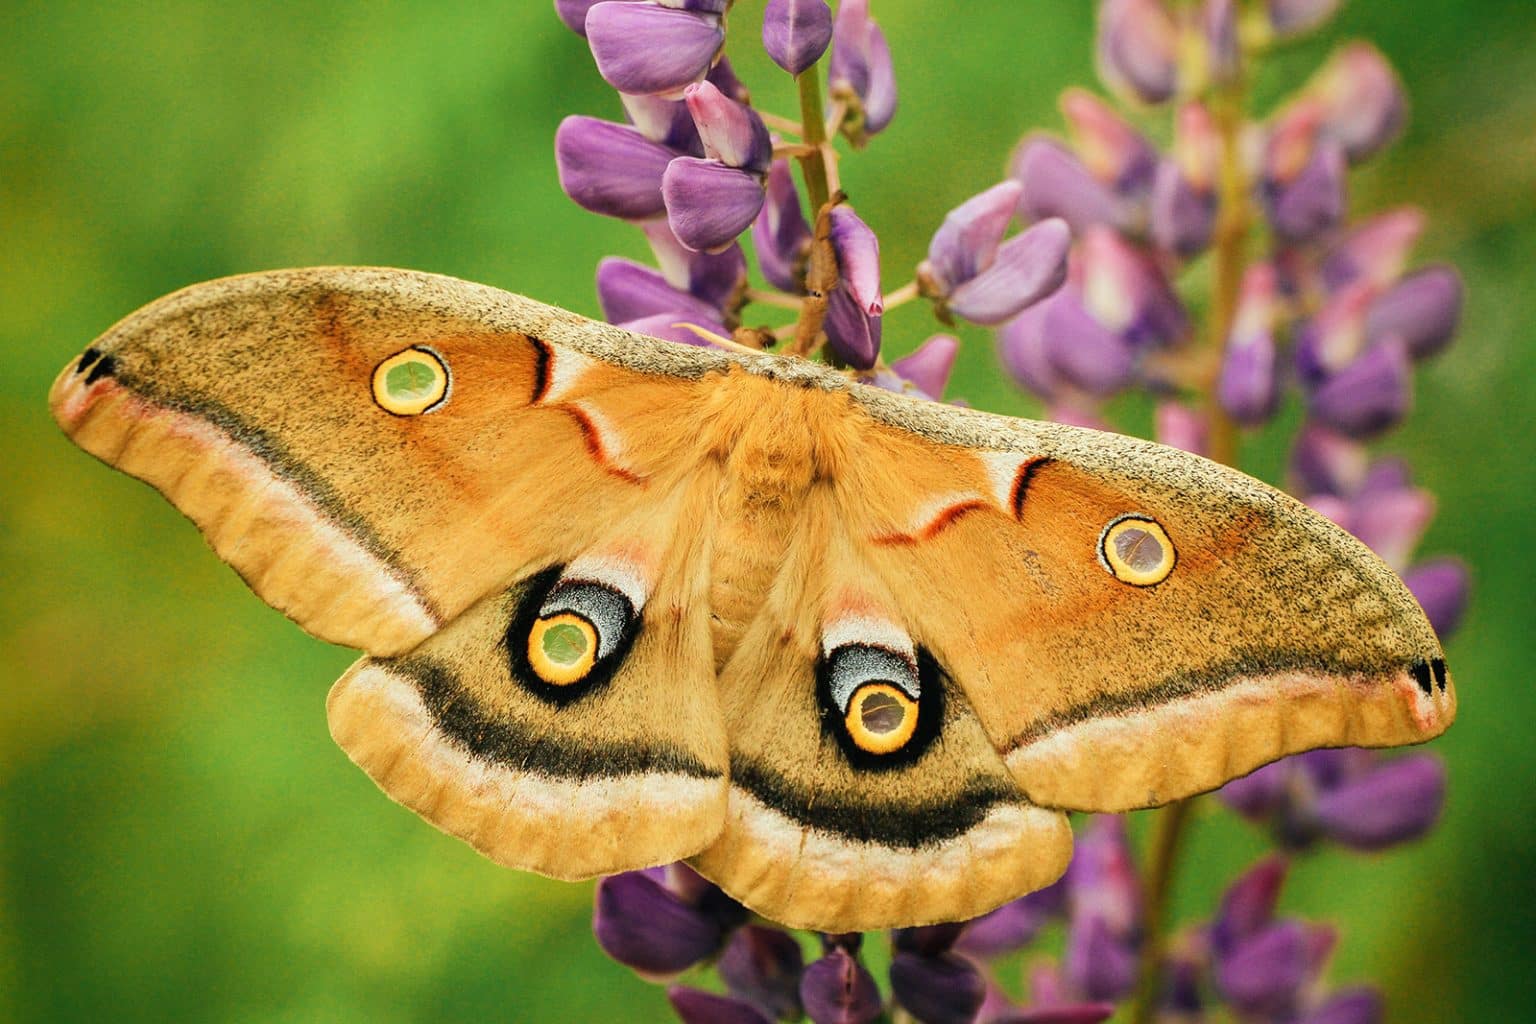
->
[49,267,1455,931]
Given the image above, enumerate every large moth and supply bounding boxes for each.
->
[49,267,1454,931]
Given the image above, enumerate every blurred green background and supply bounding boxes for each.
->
[3,2,1532,1021]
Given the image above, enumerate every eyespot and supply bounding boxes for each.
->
[372,347,449,415]
[527,612,598,685]
[1099,514,1176,586]
[822,644,923,756]
[843,682,920,754]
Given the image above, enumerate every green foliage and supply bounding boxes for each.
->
[2,3,1532,1020]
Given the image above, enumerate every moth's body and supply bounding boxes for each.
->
[50,268,1456,931]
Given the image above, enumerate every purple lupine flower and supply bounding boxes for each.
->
[1096,0,1179,105]
[998,298,1069,400]
[1263,105,1347,243]
[823,206,883,368]
[662,81,772,251]
[889,924,986,1024]
[1308,42,1406,163]
[919,183,1070,325]
[1060,88,1160,200]
[1403,557,1470,636]
[955,876,1068,960]
[1322,207,1426,290]
[1266,0,1342,40]
[1016,287,1138,398]
[1013,136,1131,234]
[1221,749,1447,852]
[828,0,897,139]
[620,311,733,347]
[1308,335,1412,438]
[1152,103,1219,258]
[586,1,724,97]
[1078,226,1189,347]
[718,925,804,1020]
[642,220,747,309]
[1155,400,1210,455]
[887,334,959,400]
[1202,0,1241,88]
[1209,856,1289,958]
[753,160,813,293]
[1216,918,1336,1019]
[763,0,833,76]
[622,92,706,154]
[555,116,675,219]
[1217,262,1281,425]
[594,868,740,977]
[801,936,882,1024]
[1294,281,1374,385]
[669,987,775,1024]
[1366,265,1464,360]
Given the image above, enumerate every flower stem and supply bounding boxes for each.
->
[1203,82,1254,468]
[797,69,832,215]
[1128,797,1195,1024]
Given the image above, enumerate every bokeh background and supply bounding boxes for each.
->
[3,2,1532,1021]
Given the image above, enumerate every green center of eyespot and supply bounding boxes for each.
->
[386,359,438,399]
[541,622,590,665]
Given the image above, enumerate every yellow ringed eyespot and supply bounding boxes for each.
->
[1099,515,1176,586]
[527,613,598,685]
[372,347,449,415]
[844,682,920,755]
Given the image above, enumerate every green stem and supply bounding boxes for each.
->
[797,69,831,215]
[1128,798,1195,1024]
[1203,83,1253,468]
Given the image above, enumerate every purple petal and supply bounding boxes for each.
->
[993,1007,1116,1024]
[1066,816,1141,936]
[891,334,959,400]
[1350,481,1434,568]
[1295,282,1374,385]
[1154,401,1209,455]
[1308,337,1412,438]
[861,25,897,134]
[1301,988,1385,1024]
[555,116,674,220]
[1064,916,1138,1002]
[685,80,772,173]
[828,0,897,137]
[1220,758,1293,819]
[1403,558,1470,637]
[641,220,746,308]
[1043,289,1138,396]
[1060,88,1159,197]
[1366,265,1463,360]
[1311,42,1405,162]
[663,157,766,252]
[620,312,732,348]
[955,883,1064,959]
[1211,856,1289,956]
[800,948,882,1024]
[947,218,1071,325]
[596,258,722,324]
[718,925,804,1021]
[1267,137,1347,243]
[1096,0,1179,104]
[763,0,833,76]
[998,300,1065,400]
[1218,266,1281,425]
[1216,921,1315,1017]
[1322,207,1426,290]
[890,952,986,1024]
[587,2,723,97]
[555,0,640,37]
[1013,136,1128,233]
[924,181,1025,293]
[1078,226,1189,347]
[668,987,774,1024]
[1267,0,1342,39]
[592,872,725,976]
[828,206,883,313]
[1289,424,1369,496]
[1313,754,1446,850]
[753,160,813,293]
[824,286,881,369]
[1151,158,1216,259]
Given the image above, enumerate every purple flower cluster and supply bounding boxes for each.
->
[552,3,1465,1022]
